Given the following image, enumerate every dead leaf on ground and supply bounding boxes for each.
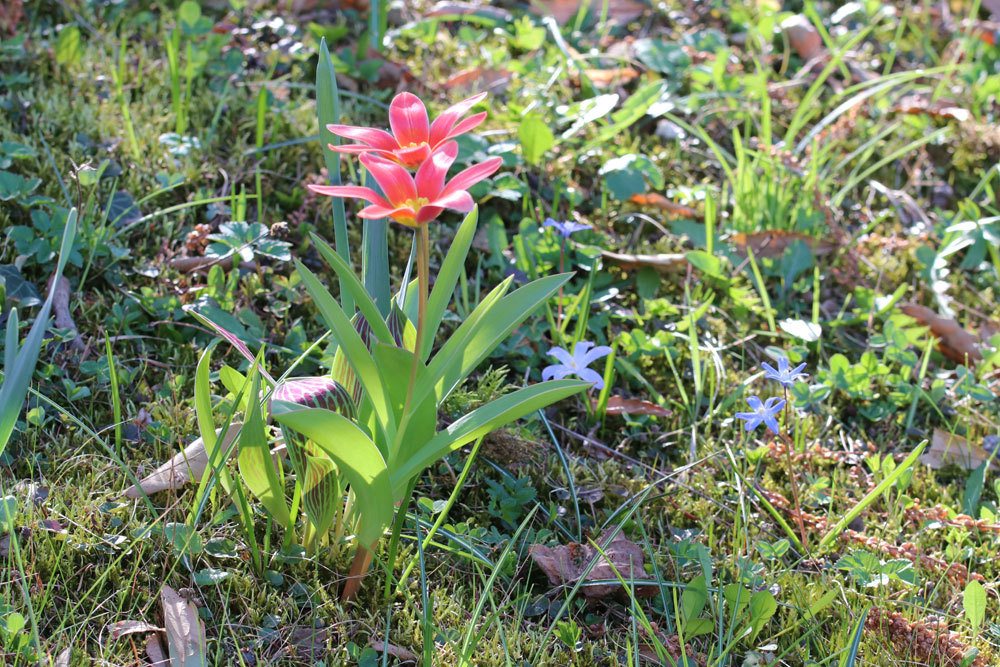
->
[898,303,983,364]
[629,193,701,219]
[107,620,161,642]
[528,529,657,599]
[162,585,208,666]
[601,249,686,273]
[580,67,640,88]
[53,648,71,667]
[604,396,671,418]
[781,15,824,60]
[371,640,418,663]
[921,429,997,471]
[425,1,513,21]
[146,633,169,667]
[530,0,646,25]
[729,231,837,259]
[124,424,242,499]
[892,96,972,123]
[444,67,512,94]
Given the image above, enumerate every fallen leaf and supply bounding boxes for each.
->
[781,15,824,60]
[528,529,657,599]
[287,626,329,660]
[124,424,242,499]
[53,648,71,667]
[629,193,701,219]
[920,429,997,471]
[371,640,418,663]
[425,1,513,21]
[530,0,646,25]
[601,249,686,273]
[107,620,161,641]
[444,67,512,94]
[729,231,836,259]
[898,303,983,364]
[146,633,169,667]
[581,67,640,88]
[162,585,207,667]
[604,396,671,418]
[892,96,972,123]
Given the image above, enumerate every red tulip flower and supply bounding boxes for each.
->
[325,92,488,169]
[309,142,501,227]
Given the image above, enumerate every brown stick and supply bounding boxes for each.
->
[49,275,84,352]
[341,546,373,602]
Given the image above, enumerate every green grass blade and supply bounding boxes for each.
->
[819,442,926,551]
[840,607,869,667]
[0,208,77,454]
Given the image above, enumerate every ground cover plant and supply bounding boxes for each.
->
[0,0,999,665]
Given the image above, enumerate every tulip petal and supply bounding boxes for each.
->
[428,189,474,212]
[360,154,418,205]
[429,92,488,146]
[440,111,487,142]
[394,143,432,168]
[415,205,444,225]
[358,204,417,224]
[389,92,430,147]
[307,184,389,207]
[325,124,398,151]
[438,157,502,199]
[415,142,459,197]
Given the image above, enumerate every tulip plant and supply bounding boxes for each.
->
[285,91,593,599]
[196,91,589,601]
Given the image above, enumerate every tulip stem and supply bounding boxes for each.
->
[403,224,430,416]
[381,225,430,603]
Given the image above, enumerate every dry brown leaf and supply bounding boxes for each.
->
[370,640,418,663]
[892,96,972,123]
[107,620,161,641]
[601,249,686,273]
[898,303,983,364]
[604,396,671,418]
[528,529,657,599]
[444,67,512,94]
[920,429,997,471]
[146,633,169,667]
[425,1,513,21]
[781,15,824,60]
[729,231,837,259]
[582,67,640,88]
[162,585,207,666]
[629,193,701,219]
[124,424,241,499]
[52,648,71,667]
[530,0,646,25]
[0,0,23,34]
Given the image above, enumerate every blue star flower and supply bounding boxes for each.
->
[542,341,612,389]
[543,218,592,238]
[761,356,808,388]
[735,396,785,434]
